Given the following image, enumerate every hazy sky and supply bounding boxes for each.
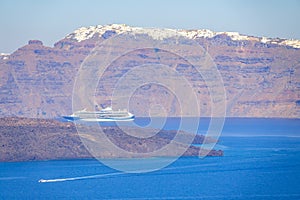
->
[1,0,300,53]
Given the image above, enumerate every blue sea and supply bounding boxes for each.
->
[1,118,300,199]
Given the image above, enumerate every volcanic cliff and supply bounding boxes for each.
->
[0,24,299,118]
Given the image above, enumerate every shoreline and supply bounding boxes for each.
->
[0,117,223,162]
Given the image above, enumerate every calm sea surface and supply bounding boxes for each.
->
[1,118,300,199]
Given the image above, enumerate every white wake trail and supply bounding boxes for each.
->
[38,162,221,183]
[38,172,124,183]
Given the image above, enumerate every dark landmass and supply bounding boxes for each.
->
[0,117,223,162]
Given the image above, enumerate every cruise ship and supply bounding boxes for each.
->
[62,107,134,122]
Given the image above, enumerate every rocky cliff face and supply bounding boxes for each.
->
[0,24,299,118]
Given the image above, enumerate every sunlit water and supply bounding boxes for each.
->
[1,118,299,199]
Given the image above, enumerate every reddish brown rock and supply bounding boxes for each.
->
[0,25,299,118]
